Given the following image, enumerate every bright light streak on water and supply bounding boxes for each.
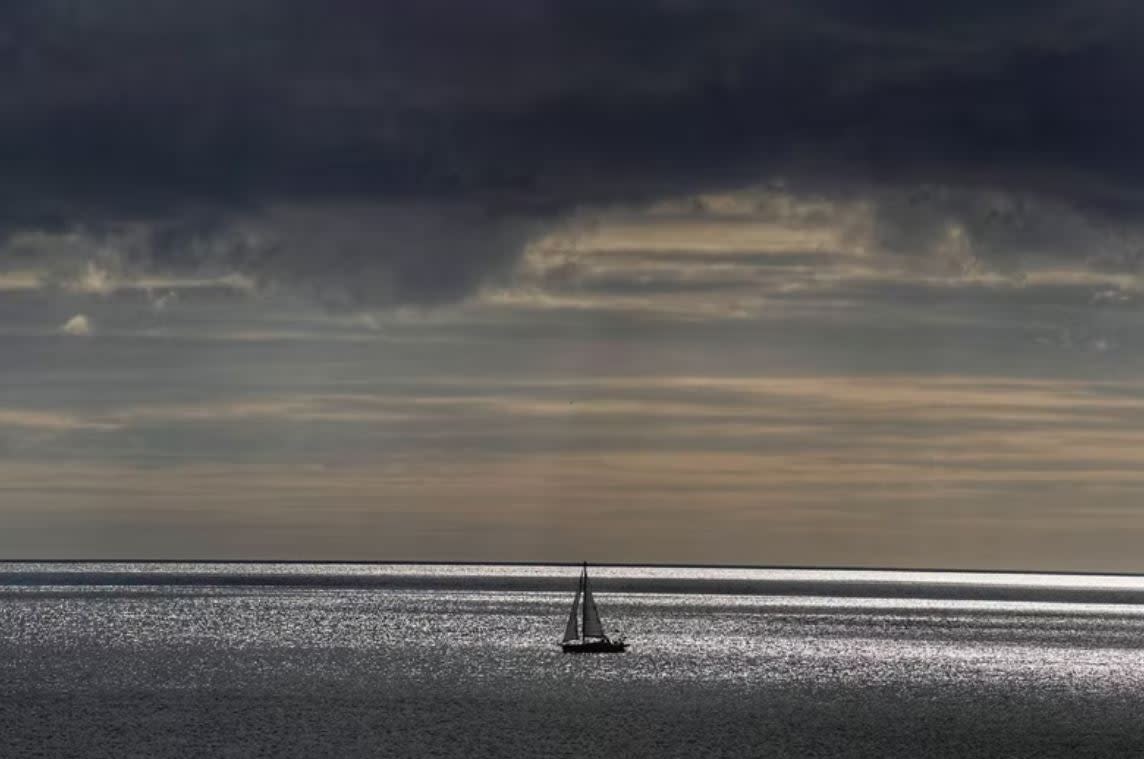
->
[9,561,1144,589]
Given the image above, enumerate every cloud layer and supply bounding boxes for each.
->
[4,1,1144,303]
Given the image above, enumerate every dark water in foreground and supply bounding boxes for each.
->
[2,564,1144,758]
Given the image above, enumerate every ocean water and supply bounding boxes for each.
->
[2,564,1144,757]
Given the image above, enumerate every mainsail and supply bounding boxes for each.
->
[581,570,605,639]
[562,576,582,643]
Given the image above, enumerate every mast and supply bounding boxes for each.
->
[581,562,588,639]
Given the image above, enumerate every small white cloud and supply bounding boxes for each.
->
[351,312,382,330]
[1091,288,1132,305]
[60,314,93,336]
[67,261,116,295]
[151,290,178,312]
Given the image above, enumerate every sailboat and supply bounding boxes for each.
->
[560,562,627,653]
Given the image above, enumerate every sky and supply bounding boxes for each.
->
[4,1,1144,568]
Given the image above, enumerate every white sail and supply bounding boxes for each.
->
[562,578,581,642]
[582,576,605,639]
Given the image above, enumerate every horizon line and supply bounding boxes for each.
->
[0,558,1141,578]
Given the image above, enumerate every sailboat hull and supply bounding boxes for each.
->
[561,639,628,654]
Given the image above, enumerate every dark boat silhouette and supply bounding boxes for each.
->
[560,562,627,653]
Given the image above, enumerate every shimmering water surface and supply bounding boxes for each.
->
[3,564,1144,758]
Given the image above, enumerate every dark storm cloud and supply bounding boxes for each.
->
[2,0,1144,302]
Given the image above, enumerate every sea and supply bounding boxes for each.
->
[2,563,1144,758]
